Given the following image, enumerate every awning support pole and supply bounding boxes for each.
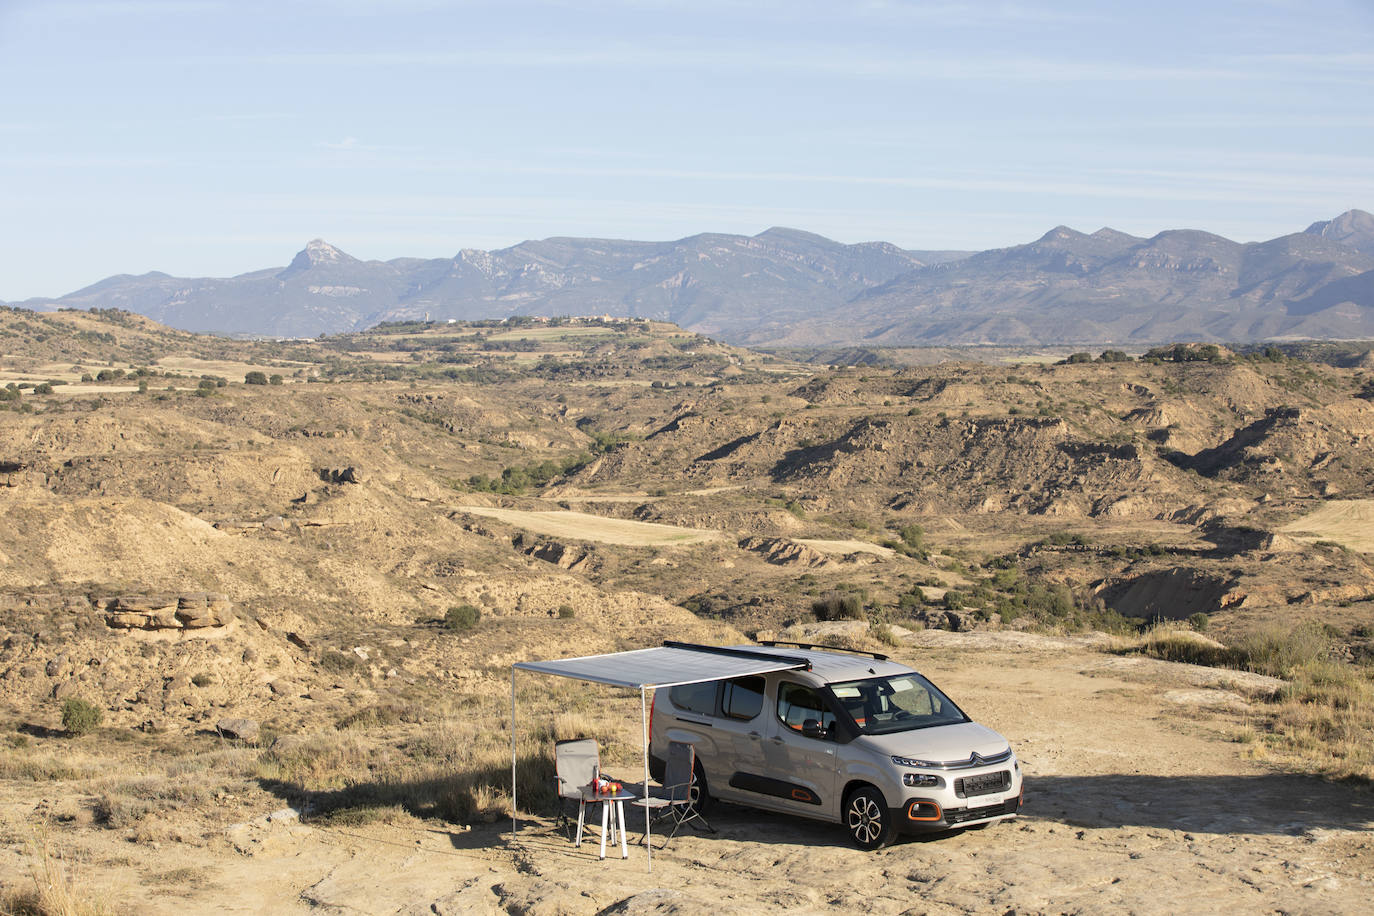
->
[510,667,518,845]
[641,685,651,873]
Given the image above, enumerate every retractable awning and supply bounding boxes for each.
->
[513,641,811,689]
[509,642,811,871]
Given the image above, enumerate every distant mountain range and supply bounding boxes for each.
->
[10,210,1374,347]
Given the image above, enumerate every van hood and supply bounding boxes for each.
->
[857,722,1011,765]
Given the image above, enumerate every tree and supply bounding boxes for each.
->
[244,371,268,385]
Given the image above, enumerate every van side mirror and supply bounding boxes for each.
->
[802,719,827,740]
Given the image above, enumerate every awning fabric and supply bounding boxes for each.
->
[513,642,809,690]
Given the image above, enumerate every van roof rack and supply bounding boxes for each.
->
[756,640,889,662]
[661,641,812,670]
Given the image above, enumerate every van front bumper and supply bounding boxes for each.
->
[898,793,1021,833]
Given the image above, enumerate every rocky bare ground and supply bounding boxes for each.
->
[1,635,1370,915]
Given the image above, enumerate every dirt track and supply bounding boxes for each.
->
[5,636,1370,914]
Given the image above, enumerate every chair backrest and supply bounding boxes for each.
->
[554,738,599,801]
[662,740,695,802]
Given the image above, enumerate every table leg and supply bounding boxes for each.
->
[617,800,628,859]
[575,800,585,847]
[599,799,609,860]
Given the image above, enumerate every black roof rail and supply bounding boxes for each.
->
[661,640,811,670]
[756,640,889,662]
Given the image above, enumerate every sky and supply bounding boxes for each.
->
[2,0,1374,299]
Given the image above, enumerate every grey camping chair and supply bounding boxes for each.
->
[631,740,714,848]
[554,737,600,843]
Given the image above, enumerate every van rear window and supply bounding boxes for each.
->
[669,681,717,716]
[722,676,765,720]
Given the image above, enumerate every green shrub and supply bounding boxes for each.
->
[269,374,284,386]
[244,371,268,385]
[1188,612,1210,632]
[557,605,576,619]
[317,650,364,675]
[812,593,863,621]
[444,604,482,631]
[870,624,899,647]
[61,698,103,736]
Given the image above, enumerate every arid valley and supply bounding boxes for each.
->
[1,309,1372,914]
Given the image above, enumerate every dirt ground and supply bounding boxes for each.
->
[4,634,1370,915]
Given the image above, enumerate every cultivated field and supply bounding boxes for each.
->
[1280,500,1374,553]
[455,506,725,546]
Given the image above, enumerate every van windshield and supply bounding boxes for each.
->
[828,673,969,735]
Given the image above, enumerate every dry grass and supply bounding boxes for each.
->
[249,685,649,826]
[0,754,92,783]
[1250,659,1374,780]
[1117,621,1374,780]
[0,831,111,916]
[1117,623,1236,668]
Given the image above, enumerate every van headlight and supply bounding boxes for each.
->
[903,773,944,788]
[892,754,941,768]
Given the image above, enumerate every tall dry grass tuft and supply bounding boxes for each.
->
[1,830,112,916]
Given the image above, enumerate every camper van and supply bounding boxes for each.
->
[649,642,1022,849]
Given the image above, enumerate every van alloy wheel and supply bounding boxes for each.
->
[846,787,895,850]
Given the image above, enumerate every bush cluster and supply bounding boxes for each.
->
[812,592,864,621]
[444,604,482,631]
[61,697,103,736]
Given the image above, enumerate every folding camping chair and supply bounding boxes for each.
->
[553,737,600,843]
[631,740,714,849]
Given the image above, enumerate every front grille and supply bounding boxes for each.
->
[924,748,1014,770]
[954,770,1011,799]
[946,801,1012,825]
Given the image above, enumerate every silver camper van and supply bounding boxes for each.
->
[649,642,1022,849]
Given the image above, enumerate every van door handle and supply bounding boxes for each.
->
[770,736,785,746]
[748,731,761,740]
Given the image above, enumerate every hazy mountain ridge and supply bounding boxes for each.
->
[8,211,1374,345]
[792,213,1374,347]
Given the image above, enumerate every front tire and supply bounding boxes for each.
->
[845,787,896,850]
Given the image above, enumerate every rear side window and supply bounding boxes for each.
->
[722,676,765,720]
[669,681,717,716]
